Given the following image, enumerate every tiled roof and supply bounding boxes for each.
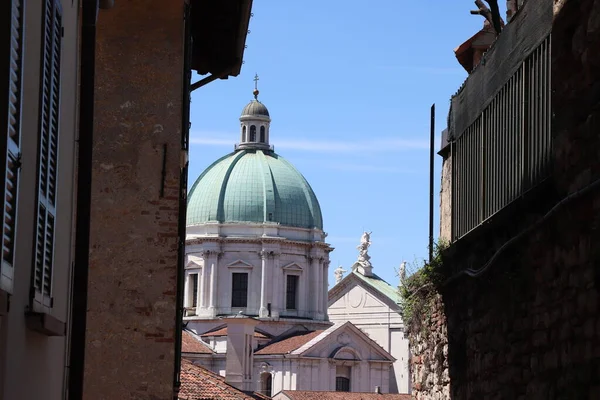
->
[179,359,261,400]
[182,330,214,354]
[255,330,324,355]
[200,326,270,339]
[277,391,413,400]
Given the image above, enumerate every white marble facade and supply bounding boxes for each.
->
[184,223,331,327]
[328,269,411,394]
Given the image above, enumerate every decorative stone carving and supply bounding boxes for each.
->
[201,249,222,259]
[337,332,351,345]
[259,362,273,374]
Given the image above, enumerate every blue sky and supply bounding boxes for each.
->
[189,1,504,288]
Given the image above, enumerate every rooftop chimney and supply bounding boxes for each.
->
[375,385,382,394]
[222,316,259,391]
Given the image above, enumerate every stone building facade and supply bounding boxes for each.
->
[328,247,411,394]
[410,0,600,398]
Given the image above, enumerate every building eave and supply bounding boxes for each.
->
[190,0,253,77]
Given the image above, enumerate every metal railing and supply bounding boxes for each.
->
[451,35,552,241]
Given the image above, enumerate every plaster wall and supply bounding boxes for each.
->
[0,1,79,399]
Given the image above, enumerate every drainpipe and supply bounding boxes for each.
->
[68,0,99,398]
[173,3,193,399]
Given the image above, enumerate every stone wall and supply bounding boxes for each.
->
[409,0,600,398]
[83,1,185,399]
[408,294,449,400]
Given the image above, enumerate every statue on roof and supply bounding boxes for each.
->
[356,231,372,268]
[334,266,347,284]
[399,261,407,285]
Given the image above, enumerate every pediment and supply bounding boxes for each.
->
[227,259,254,269]
[282,262,303,272]
[328,273,401,311]
[296,322,394,362]
[186,255,204,268]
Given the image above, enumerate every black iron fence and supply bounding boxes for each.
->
[451,35,552,241]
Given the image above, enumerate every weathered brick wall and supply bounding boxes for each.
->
[83,2,184,399]
[409,1,600,398]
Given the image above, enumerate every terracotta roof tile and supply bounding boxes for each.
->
[179,359,263,399]
[255,330,324,355]
[278,391,413,400]
[182,330,214,354]
[200,326,270,339]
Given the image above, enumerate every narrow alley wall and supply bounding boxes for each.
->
[83,1,185,399]
[409,0,600,398]
[407,294,449,400]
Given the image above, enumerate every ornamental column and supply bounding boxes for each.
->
[208,251,222,318]
[309,254,320,318]
[315,256,324,320]
[271,252,281,319]
[198,250,211,310]
[259,250,269,318]
[322,260,330,320]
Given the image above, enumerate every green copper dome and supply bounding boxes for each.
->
[187,149,323,230]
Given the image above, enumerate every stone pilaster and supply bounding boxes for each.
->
[271,252,281,319]
[259,250,269,318]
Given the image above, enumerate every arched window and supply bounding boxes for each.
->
[335,365,351,392]
[242,126,247,142]
[250,125,256,142]
[336,377,350,392]
[260,126,266,142]
[260,373,272,397]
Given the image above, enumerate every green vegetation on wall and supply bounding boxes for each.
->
[399,240,448,335]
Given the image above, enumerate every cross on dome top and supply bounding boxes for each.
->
[253,73,260,99]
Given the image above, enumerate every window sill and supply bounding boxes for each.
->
[25,311,66,336]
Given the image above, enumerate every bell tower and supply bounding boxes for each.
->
[238,74,271,150]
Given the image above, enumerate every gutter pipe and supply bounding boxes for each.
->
[173,3,193,398]
[68,0,99,397]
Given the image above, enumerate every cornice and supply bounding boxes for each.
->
[186,236,333,251]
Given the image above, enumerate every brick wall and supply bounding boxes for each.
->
[83,2,185,399]
[409,0,600,398]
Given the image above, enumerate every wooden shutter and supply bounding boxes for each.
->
[0,0,25,294]
[34,0,62,305]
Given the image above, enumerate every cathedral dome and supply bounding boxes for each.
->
[241,99,270,118]
[187,149,323,230]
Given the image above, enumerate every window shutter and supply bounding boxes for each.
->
[34,0,62,305]
[0,0,25,294]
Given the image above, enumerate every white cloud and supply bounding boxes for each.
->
[324,162,419,174]
[189,132,430,154]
